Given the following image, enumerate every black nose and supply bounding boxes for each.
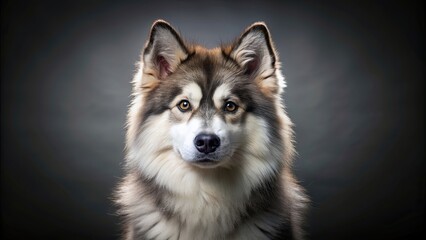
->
[194,134,221,154]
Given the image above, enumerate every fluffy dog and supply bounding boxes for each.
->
[115,20,308,240]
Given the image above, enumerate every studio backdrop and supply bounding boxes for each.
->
[1,1,424,239]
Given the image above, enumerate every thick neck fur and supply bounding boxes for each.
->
[118,164,289,240]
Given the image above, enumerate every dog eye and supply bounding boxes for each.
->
[177,100,191,112]
[224,101,238,113]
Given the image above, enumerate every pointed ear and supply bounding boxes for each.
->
[142,20,188,79]
[230,22,277,76]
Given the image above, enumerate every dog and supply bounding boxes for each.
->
[115,20,308,240]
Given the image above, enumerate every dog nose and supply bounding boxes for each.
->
[194,134,221,154]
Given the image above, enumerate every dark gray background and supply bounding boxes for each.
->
[1,0,424,239]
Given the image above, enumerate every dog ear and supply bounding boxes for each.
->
[143,20,188,79]
[230,22,285,95]
[230,22,277,76]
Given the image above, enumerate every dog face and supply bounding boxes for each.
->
[129,20,286,169]
[168,78,246,168]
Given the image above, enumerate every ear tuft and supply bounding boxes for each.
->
[142,20,188,79]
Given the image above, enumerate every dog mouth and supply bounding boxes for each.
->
[195,158,217,164]
[191,157,221,168]
[175,148,226,168]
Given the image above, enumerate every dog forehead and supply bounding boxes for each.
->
[184,49,237,86]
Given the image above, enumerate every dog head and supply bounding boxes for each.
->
[127,20,289,170]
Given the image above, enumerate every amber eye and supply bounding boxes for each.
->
[224,101,238,112]
[177,100,191,112]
